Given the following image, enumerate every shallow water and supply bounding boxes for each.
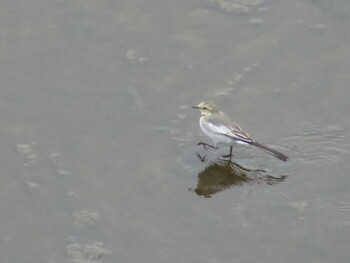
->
[1,0,350,262]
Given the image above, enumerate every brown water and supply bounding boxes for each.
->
[1,0,350,262]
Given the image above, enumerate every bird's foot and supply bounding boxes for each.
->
[221,146,233,159]
[197,142,217,150]
[221,154,233,163]
[196,153,207,162]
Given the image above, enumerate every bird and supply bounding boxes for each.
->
[192,101,288,162]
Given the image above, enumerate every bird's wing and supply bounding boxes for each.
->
[206,113,254,144]
[229,122,252,143]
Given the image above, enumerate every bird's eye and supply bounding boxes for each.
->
[203,107,207,110]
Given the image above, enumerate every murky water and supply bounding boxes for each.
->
[1,0,350,262]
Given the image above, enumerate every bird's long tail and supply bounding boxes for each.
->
[251,141,289,162]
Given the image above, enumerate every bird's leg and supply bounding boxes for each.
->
[197,142,217,150]
[222,146,233,158]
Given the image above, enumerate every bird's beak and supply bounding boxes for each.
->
[192,106,200,109]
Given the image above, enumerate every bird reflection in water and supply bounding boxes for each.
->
[191,154,287,198]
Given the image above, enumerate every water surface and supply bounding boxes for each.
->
[1,0,350,262]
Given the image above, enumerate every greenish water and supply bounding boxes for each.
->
[0,0,349,262]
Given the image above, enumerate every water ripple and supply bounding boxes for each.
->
[283,125,350,163]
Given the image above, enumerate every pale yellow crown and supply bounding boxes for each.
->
[192,101,219,116]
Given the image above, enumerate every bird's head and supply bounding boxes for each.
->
[192,101,219,116]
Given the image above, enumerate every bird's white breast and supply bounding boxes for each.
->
[199,116,236,146]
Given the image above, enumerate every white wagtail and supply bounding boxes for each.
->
[192,101,288,162]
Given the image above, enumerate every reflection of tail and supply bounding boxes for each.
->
[251,141,289,162]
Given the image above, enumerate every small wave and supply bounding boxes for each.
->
[282,125,350,163]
